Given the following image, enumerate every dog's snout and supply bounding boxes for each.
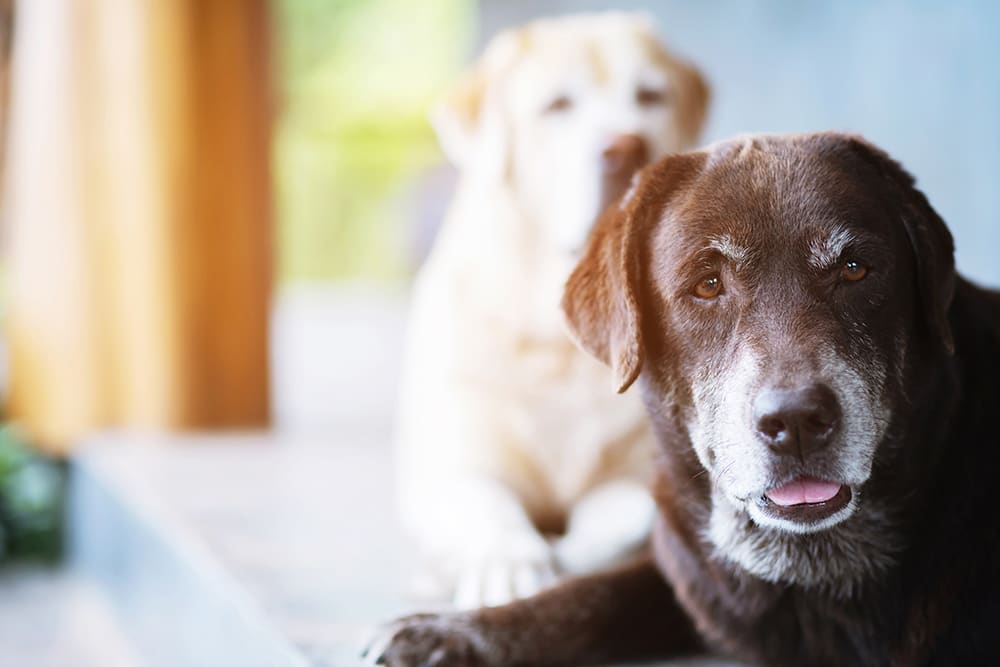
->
[602,134,649,175]
[600,134,650,212]
[753,384,841,459]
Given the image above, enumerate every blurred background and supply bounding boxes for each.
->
[0,1,996,666]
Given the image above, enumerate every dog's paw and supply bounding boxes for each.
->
[452,532,557,609]
[554,480,655,575]
[361,613,493,667]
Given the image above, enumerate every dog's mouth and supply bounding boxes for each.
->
[757,477,853,525]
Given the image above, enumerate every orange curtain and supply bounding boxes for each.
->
[3,0,272,451]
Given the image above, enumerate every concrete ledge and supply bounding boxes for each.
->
[70,437,312,667]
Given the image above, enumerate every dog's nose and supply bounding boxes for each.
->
[602,134,649,176]
[753,384,841,459]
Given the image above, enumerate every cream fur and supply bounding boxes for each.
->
[395,12,708,608]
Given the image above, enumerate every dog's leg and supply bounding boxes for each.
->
[404,476,557,609]
[364,556,700,667]
[554,478,656,575]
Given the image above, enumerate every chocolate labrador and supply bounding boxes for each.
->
[366,132,1000,666]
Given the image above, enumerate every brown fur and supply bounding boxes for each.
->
[368,133,1000,666]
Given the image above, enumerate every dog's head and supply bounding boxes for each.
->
[564,132,955,586]
[433,12,709,254]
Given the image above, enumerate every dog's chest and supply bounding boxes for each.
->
[654,514,894,667]
[487,333,653,503]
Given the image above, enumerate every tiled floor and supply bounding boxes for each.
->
[72,431,746,667]
[0,565,141,667]
[76,430,417,667]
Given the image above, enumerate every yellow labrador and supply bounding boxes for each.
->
[395,12,709,609]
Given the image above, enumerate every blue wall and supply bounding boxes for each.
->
[479,1,1000,286]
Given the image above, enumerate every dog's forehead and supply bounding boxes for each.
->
[504,19,675,101]
[658,137,896,263]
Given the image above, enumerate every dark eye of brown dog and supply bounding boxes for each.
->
[544,95,573,114]
[694,274,723,299]
[841,260,868,282]
[636,86,670,107]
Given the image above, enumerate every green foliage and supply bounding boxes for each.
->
[0,427,65,562]
[274,0,473,282]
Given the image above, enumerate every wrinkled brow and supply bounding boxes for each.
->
[708,234,751,264]
[808,226,856,269]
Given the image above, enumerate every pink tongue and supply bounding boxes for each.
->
[766,477,842,506]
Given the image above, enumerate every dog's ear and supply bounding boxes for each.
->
[430,68,487,168]
[430,29,524,169]
[638,25,710,148]
[672,59,710,147]
[562,193,645,393]
[841,135,956,354]
[563,154,701,392]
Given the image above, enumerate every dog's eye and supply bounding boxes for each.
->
[544,95,573,114]
[693,274,723,299]
[841,260,869,282]
[636,86,670,107]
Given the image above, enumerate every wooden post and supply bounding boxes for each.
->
[3,0,272,451]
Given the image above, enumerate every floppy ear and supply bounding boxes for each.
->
[429,29,524,170]
[672,58,710,147]
[843,135,956,354]
[563,154,701,392]
[639,26,710,148]
[429,67,487,167]
[562,192,646,393]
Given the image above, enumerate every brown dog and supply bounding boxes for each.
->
[366,133,1000,666]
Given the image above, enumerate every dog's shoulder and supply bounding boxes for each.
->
[951,277,1000,347]
[893,275,1000,663]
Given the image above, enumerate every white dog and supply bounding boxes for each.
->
[395,12,709,609]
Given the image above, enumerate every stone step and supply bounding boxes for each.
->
[69,431,415,667]
[0,565,141,667]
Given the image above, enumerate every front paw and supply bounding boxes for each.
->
[362,613,494,667]
[452,531,557,609]
[554,480,654,575]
